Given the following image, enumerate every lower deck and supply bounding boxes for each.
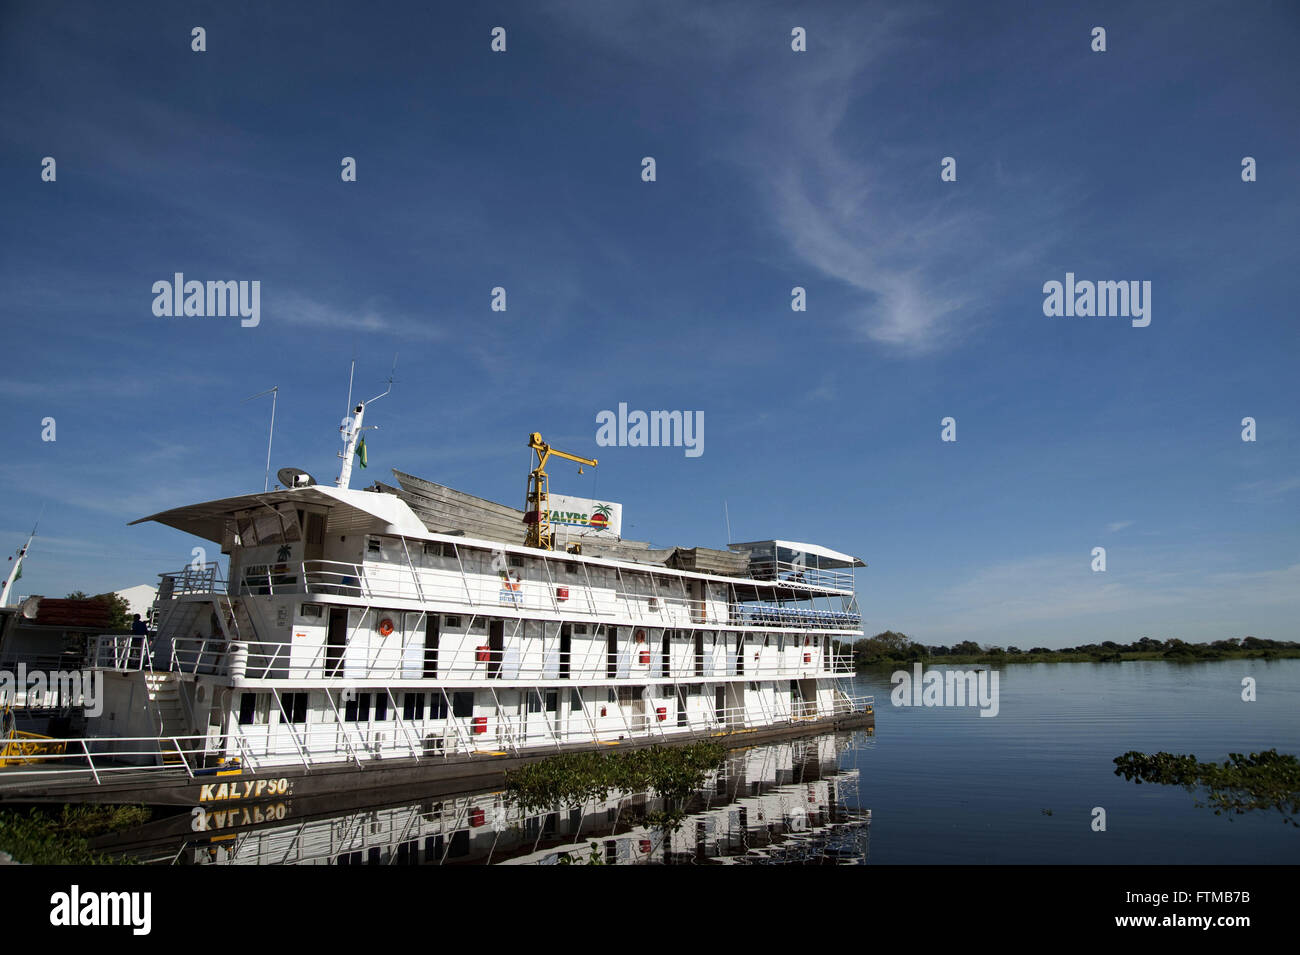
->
[87,669,869,769]
[0,707,875,808]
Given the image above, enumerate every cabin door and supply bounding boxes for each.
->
[693,632,704,676]
[715,686,727,726]
[326,608,347,678]
[488,620,504,678]
[559,624,571,679]
[422,616,439,679]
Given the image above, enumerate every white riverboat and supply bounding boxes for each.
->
[4,384,872,793]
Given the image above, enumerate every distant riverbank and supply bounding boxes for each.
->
[837,631,1300,669]
[857,647,1300,668]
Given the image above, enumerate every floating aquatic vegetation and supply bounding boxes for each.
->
[1113,750,1300,827]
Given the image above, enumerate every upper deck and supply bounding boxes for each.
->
[135,484,863,618]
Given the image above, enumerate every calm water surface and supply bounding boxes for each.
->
[106,659,1299,864]
[845,658,1300,863]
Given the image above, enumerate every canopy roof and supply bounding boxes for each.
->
[728,539,865,568]
[129,485,428,543]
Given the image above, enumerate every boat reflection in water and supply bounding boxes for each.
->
[141,731,871,865]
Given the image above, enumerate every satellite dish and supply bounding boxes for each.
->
[277,467,317,489]
[20,596,40,619]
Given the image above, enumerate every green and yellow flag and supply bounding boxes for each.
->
[356,437,368,468]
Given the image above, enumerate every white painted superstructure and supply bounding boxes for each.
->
[69,395,871,777]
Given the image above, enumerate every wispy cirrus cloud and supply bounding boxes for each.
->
[1232,476,1300,503]
[549,0,1061,354]
[275,292,444,341]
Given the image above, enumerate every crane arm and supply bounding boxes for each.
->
[528,432,597,469]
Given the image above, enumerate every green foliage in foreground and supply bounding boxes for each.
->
[1113,750,1300,827]
[505,743,726,818]
[0,804,150,865]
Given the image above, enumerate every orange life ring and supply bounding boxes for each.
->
[377,617,395,636]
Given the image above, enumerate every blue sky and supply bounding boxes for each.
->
[1,1,1296,647]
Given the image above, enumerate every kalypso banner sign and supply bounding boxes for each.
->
[548,494,622,541]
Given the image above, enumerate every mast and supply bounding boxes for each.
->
[1,520,38,608]
[336,359,396,490]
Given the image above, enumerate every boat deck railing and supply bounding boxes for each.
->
[225,557,858,630]
[731,603,861,628]
[91,634,155,671]
[157,634,857,681]
[159,563,227,597]
[0,694,874,784]
[745,558,856,591]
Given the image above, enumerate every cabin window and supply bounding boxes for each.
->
[527,692,542,714]
[374,695,389,722]
[430,693,448,719]
[508,556,524,568]
[444,616,461,629]
[301,603,324,619]
[403,693,425,721]
[565,562,579,575]
[345,692,371,722]
[367,538,382,556]
[452,692,474,717]
[570,689,583,711]
[281,692,308,724]
[238,693,257,726]
[545,691,558,713]
[469,618,486,632]
[574,624,588,635]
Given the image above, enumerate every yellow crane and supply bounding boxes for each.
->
[524,432,597,550]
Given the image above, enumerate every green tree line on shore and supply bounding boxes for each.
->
[835,631,1300,668]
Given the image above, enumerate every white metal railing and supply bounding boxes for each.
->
[165,635,857,681]
[159,563,226,597]
[0,731,258,783]
[227,558,859,636]
[731,603,861,629]
[0,695,874,784]
[746,558,855,591]
[231,557,854,612]
[92,634,154,671]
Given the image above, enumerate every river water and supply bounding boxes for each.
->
[105,659,1298,864]
[846,658,1300,863]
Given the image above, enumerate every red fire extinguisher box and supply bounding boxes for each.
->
[476,645,491,662]
[471,716,488,734]
[655,706,667,721]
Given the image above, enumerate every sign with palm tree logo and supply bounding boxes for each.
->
[547,494,623,541]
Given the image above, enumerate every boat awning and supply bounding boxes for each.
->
[130,486,428,543]
[728,540,865,568]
